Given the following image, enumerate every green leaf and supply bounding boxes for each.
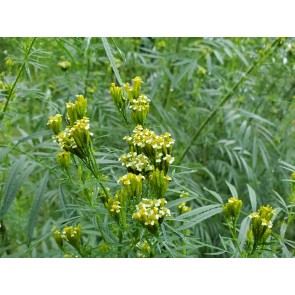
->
[238,216,251,251]
[203,187,223,204]
[166,196,196,209]
[0,158,36,219]
[28,171,49,244]
[101,37,124,88]
[225,181,238,198]
[173,204,222,221]
[246,184,257,211]
[177,206,223,231]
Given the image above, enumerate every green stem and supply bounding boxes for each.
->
[0,37,36,122]
[178,38,281,162]
[163,37,181,109]
[227,219,242,257]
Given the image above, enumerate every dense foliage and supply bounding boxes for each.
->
[1,37,295,257]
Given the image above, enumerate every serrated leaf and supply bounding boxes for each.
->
[0,158,36,219]
[238,216,251,251]
[246,184,257,211]
[28,171,49,244]
[225,181,238,198]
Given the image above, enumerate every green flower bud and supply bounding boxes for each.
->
[52,226,63,249]
[63,224,82,249]
[148,169,171,198]
[47,114,63,135]
[56,151,71,170]
[110,83,126,110]
[75,95,87,119]
[58,60,71,71]
[132,76,142,99]
[66,102,78,126]
[118,173,145,199]
[222,197,243,220]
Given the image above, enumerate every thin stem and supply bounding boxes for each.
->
[227,219,242,257]
[178,38,281,162]
[0,37,36,122]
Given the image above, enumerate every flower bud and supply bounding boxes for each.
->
[75,95,87,119]
[56,151,71,170]
[148,169,171,198]
[47,114,63,135]
[118,173,145,199]
[58,60,71,71]
[222,197,243,220]
[53,227,64,249]
[110,83,126,110]
[63,224,82,249]
[132,76,142,99]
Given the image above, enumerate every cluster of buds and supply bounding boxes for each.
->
[118,173,145,199]
[248,205,276,246]
[178,191,192,215]
[110,83,126,111]
[132,198,171,234]
[222,197,243,221]
[100,188,127,227]
[123,125,175,173]
[110,77,149,125]
[137,240,152,258]
[66,95,88,125]
[53,224,82,252]
[56,151,71,170]
[148,169,171,198]
[48,95,93,162]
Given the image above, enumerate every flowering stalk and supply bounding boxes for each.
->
[222,197,243,255]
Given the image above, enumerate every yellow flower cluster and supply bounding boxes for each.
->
[123,125,175,173]
[132,198,171,233]
[248,205,276,246]
[119,152,154,174]
[53,224,82,250]
[110,77,174,234]
[129,94,150,125]
[48,95,93,161]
